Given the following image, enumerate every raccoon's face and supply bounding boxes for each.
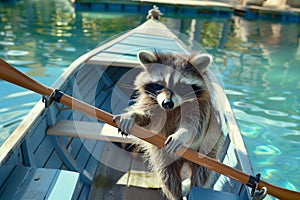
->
[135,51,212,110]
[144,79,204,110]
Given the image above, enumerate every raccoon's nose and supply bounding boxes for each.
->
[162,99,174,109]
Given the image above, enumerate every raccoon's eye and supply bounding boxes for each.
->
[145,83,164,95]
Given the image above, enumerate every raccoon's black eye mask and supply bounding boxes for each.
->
[144,82,204,98]
[144,82,164,96]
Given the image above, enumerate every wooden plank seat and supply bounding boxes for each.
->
[47,120,136,143]
[0,166,79,200]
[46,120,137,186]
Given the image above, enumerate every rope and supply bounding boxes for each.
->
[147,5,163,20]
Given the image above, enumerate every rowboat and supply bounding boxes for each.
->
[2,6,298,200]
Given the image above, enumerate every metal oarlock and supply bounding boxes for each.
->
[253,187,268,200]
[42,89,64,107]
[247,173,267,200]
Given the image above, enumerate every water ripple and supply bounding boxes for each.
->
[5,59,36,66]
[225,89,244,96]
[233,101,263,112]
[0,41,15,46]
[254,145,281,156]
[281,132,300,143]
[239,122,266,138]
[7,50,30,56]
[3,90,34,99]
[233,109,297,128]
[264,109,289,117]
[268,96,287,101]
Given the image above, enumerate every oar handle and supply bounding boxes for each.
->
[1,58,299,200]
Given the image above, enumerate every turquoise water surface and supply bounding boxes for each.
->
[0,0,299,198]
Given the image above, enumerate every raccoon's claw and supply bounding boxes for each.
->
[118,128,129,137]
[164,136,184,154]
[113,113,136,136]
[165,137,172,146]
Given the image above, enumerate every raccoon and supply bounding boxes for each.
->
[115,50,224,200]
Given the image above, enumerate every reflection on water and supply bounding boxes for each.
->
[0,0,300,196]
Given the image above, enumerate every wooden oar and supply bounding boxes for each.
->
[1,58,299,200]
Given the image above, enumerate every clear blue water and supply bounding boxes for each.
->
[0,0,299,198]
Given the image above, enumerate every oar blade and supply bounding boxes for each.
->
[0,58,52,96]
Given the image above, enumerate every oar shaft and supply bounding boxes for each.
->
[259,180,299,200]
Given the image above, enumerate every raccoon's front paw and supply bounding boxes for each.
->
[113,112,136,136]
[164,129,190,154]
[164,136,184,154]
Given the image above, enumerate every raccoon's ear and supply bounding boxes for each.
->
[189,53,213,72]
[138,51,157,68]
